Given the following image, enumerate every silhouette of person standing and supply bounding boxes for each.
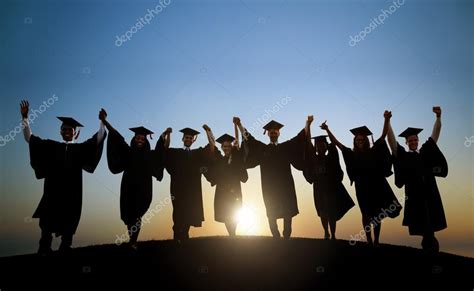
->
[387,107,447,252]
[321,111,401,246]
[205,124,248,236]
[101,109,163,250]
[234,117,307,239]
[303,116,354,240]
[156,125,214,243]
[20,100,106,255]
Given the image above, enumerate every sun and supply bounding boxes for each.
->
[234,205,258,235]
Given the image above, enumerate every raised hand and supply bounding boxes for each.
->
[307,115,314,124]
[320,120,329,131]
[233,117,241,125]
[99,108,107,121]
[384,110,392,120]
[163,127,172,135]
[433,106,441,118]
[202,124,211,132]
[20,100,29,119]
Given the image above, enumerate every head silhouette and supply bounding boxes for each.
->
[405,135,419,151]
[353,135,370,152]
[60,125,75,142]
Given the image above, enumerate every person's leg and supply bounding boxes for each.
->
[38,229,53,255]
[172,223,182,241]
[329,218,337,240]
[127,218,141,249]
[421,231,439,252]
[321,216,330,239]
[362,216,373,245]
[373,223,381,245]
[432,235,439,252]
[59,233,73,252]
[268,218,280,238]
[283,217,292,239]
[421,234,432,250]
[225,221,237,237]
[182,225,190,240]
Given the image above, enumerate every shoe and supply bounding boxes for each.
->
[129,242,138,251]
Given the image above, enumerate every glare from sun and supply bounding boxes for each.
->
[235,205,258,235]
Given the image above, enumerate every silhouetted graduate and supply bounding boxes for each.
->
[101,110,163,250]
[321,111,401,245]
[303,116,354,239]
[205,130,248,236]
[156,125,214,242]
[20,100,106,255]
[387,107,447,252]
[234,117,306,239]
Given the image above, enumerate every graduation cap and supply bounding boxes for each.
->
[312,135,328,143]
[263,120,284,134]
[350,126,373,136]
[57,117,83,128]
[398,127,423,138]
[216,133,235,144]
[180,127,200,136]
[129,126,154,139]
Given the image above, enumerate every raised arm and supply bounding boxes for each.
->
[431,106,442,143]
[385,111,398,157]
[203,124,216,152]
[96,109,107,144]
[98,108,115,133]
[160,127,172,148]
[233,117,248,141]
[379,110,391,141]
[320,121,344,150]
[20,100,32,143]
[233,122,240,149]
[305,115,313,141]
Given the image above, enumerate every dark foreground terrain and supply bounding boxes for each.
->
[0,236,472,290]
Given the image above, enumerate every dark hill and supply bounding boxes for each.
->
[0,236,472,290]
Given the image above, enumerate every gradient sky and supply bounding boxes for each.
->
[0,0,472,257]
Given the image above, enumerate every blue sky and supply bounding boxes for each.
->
[0,0,472,257]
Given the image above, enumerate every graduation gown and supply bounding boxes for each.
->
[393,137,448,235]
[243,130,305,219]
[341,139,402,219]
[156,137,212,227]
[303,142,354,221]
[107,130,164,225]
[206,147,248,223]
[29,131,106,235]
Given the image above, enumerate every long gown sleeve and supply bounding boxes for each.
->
[420,137,448,178]
[393,143,407,188]
[155,134,177,175]
[302,141,315,184]
[233,147,249,183]
[283,129,306,170]
[80,130,107,173]
[328,143,344,182]
[203,148,222,186]
[106,130,129,174]
[341,146,356,185]
[242,132,266,169]
[29,135,56,179]
[372,137,393,178]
